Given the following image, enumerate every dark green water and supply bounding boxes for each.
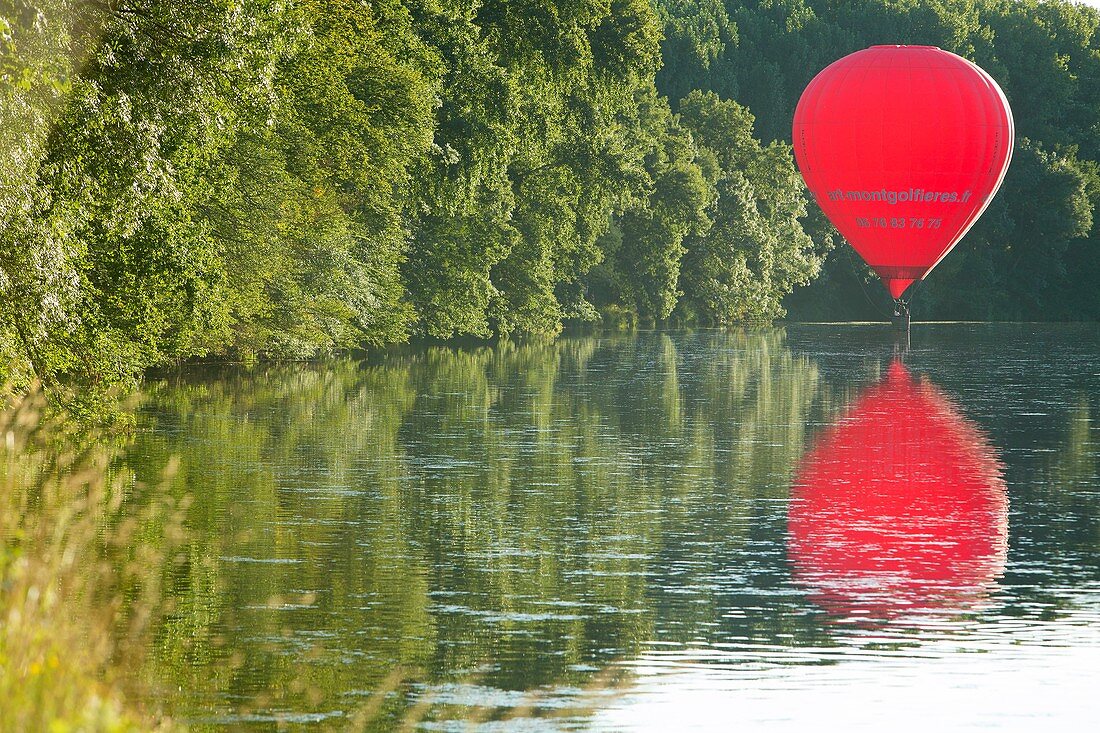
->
[129,325,1100,730]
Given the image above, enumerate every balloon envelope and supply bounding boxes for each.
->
[793,46,1014,298]
[788,361,1008,620]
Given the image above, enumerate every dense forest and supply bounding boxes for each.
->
[2,0,1100,394]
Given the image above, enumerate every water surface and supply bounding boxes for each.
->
[129,325,1100,730]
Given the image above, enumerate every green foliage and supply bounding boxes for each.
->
[677,90,822,322]
[403,0,666,337]
[2,1,437,394]
[603,89,715,320]
[0,0,825,395]
[656,0,738,104]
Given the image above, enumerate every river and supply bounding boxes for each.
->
[126,324,1100,730]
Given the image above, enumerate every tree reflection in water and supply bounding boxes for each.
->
[133,331,824,728]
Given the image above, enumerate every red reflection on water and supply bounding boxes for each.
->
[788,360,1008,620]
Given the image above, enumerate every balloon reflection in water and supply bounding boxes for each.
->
[788,360,1008,621]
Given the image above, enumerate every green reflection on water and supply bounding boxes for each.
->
[129,331,830,727]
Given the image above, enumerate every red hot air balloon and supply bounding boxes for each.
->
[787,360,1008,622]
[792,45,1014,314]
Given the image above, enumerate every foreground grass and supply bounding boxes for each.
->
[0,388,185,732]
